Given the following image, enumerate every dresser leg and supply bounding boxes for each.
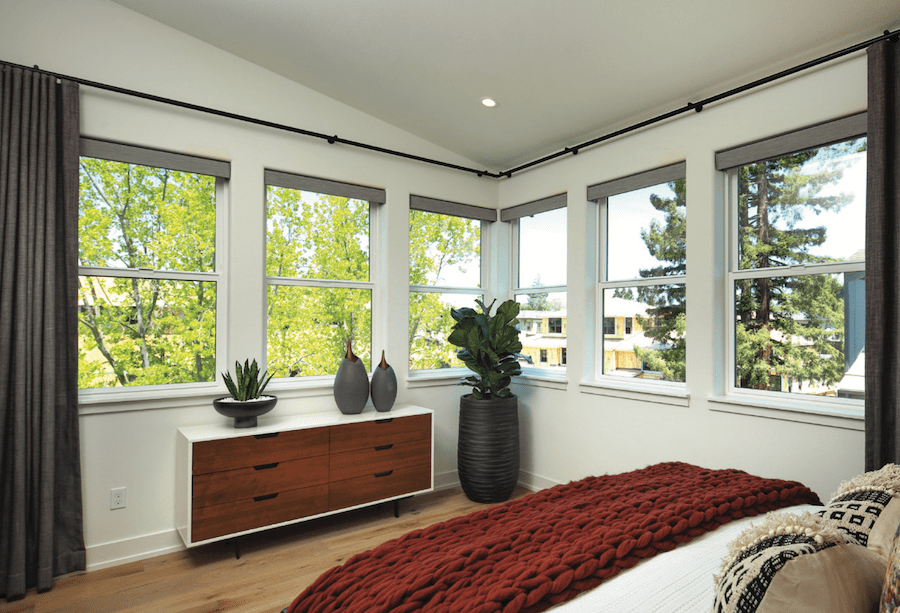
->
[394,499,400,518]
[234,539,241,560]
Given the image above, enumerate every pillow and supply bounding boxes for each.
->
[817,463,900,558]
[880,521,900,612]
[713,511,886,613]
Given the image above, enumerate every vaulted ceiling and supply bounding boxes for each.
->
[110,0,900,171]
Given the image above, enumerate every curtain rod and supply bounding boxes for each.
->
[2,26,896,180]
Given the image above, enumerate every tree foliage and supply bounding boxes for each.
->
[266,187,371,376]
[78,158,216,388]
[633,178,687,382]
[408,210,480,369]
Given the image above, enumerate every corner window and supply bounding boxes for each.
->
[408,196,492,371]
[77,139,227,389]
[502,194,567,376]
[588,163,687,384]
[265,171,383,378]
[719,114,866,402]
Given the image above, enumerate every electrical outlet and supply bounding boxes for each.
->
[110,487,126,510]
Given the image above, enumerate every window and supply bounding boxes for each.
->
[265,171,384,378]
[718,113,867,403]
[408,195,494,371]
[77,139,227,390]
[502,194,567,376]
[561,348,567,365]
[588,162,687,384]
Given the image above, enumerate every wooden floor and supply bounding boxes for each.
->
[1,486,530,613]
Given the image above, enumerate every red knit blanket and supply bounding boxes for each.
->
[286,462,820,613]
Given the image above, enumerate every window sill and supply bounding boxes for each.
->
[512,372,568,391]
[78,383,225,415]
[578,378,689,407]
[708,393,864,431]
[406,369,467,389]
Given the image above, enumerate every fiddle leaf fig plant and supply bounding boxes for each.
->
[447,298,530,400]
[222,359,273,401]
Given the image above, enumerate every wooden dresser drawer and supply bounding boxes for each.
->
[329,414,431,454]
[330,439,430,482]
[192,455,329,509]
[329,464,431,511]
[192,483,328,542]
[192,427,329,474]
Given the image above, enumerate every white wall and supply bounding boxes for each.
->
[498,55,868,501]
[0,0,872,572]
[0,0,498,570]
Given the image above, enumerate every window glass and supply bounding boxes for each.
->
[602,286,685,382]
[266,182,373,377]
[408,292,481,369]
[607,180,685,281]
[518,207,567,288]
[78,157,217,389]
[409,209,480,287]
[515,292,567,373]
[408,208,482,371]
[731,136,866,399]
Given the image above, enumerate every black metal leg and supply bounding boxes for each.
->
[234,539,241,559]
[394,499,400,518]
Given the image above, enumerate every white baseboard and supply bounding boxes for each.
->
[435,468,560,494]
[86,529,185,571]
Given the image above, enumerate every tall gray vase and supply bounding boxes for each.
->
[457,394,519,503]
[334,339,369,414]
[370,350,397,412]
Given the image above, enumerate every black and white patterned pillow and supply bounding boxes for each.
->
[713,512,886,613]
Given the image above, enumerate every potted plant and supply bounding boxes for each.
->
[213,359,277,428]
[448,298,529,503]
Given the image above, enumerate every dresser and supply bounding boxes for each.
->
[176,404,433,547]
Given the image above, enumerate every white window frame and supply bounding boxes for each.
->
[504,193,568,381]
[264,170,384,385]
[77,139,229,405]
[582,163,688,402]
[407,195,494,382]
[717,114,866,422]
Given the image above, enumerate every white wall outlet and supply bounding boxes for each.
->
[110,487,126,510]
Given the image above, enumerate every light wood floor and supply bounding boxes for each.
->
[1,486,530,613]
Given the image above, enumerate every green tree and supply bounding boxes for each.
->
[633,179,687,382]
[408,210,480,369]
[266,188,371,376]
[522,275,563,311]
[77,158,217,387]
[733,141,862,390]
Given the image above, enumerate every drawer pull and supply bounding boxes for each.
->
[374,444,394,451]
[253,432,279,439]
[374,470,394,478]
[253,462,279,471]
[253,493,279,502]
[375,418,393,424]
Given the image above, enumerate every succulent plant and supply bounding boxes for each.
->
[221,359,273,401]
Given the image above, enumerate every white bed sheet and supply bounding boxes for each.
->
[551,504,822,613]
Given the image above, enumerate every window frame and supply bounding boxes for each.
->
[407,195,495,378]
[587,162,688,396]
[503,193,568,380]
[719,114,867,416]
[264,170,385,383]
[76,138,229,402]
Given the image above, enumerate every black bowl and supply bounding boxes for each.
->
[213,395,277,428]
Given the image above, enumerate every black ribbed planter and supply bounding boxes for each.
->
[457,394,519,503]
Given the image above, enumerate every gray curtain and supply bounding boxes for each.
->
[865,38,900,471]
[0,66,85,600]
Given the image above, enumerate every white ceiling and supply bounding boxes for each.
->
[109,0,899,172]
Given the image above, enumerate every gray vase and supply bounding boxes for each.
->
[333,339,369,414]
[370,350,397,412]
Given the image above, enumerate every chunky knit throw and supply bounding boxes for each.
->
[285,462,820,613]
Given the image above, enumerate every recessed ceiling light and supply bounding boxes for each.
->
[481,97,497,108]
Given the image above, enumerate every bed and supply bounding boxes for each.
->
[281,462,834,613]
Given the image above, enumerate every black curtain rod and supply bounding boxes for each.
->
[2,26,896,181]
